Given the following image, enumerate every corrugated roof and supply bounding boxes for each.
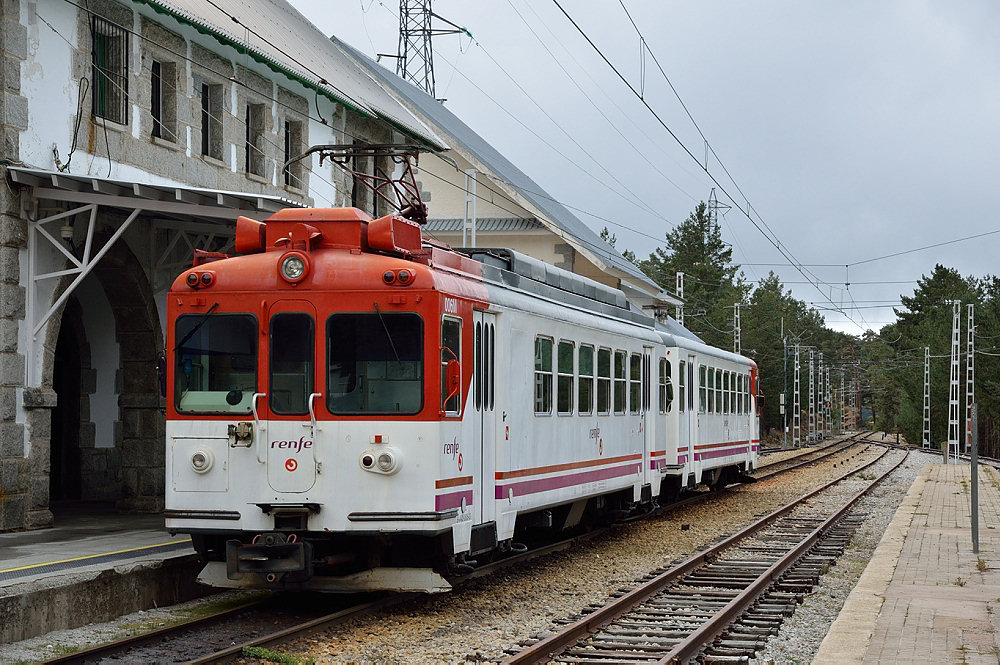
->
[331,35,665,296]
[425,217,544,233]
[135,0,446,150]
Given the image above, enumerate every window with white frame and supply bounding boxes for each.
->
[534,336,553,414]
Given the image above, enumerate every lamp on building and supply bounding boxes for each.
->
[60,219,73,243]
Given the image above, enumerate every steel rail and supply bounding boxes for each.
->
[184,593,420,664]
[39,596,272,664]
[754,433,866,478]
[504,445,898,663]
[659,449,907,663]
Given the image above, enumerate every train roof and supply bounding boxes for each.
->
[458,248,653,327]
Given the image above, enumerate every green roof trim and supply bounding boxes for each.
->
[129,0,444,151]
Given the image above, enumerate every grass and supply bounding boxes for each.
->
[978,558,988,572]
[954,577,967,587]
[241,645,315,664]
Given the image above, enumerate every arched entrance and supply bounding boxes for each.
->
[50,295,85,504]
[37,219,165,517]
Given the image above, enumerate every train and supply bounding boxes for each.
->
[164,206,760,593]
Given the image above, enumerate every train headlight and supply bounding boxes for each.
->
[359,447,401,474]
[191,449,215,474]
[376,451,395,472]
[279,252,309,283]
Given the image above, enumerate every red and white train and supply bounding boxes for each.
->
[165,207,760,592]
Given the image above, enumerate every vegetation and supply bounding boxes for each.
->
[613,201,998,451]
[241,645,314,664]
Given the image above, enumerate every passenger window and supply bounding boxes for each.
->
[678,360,685,413]
[475,322,482,412]
[578,345,594,415]
[614,350,627,414]
[699,365,707,414]
[629,353,641,414]
[723,371,730,414]
[597,348,611,414]
[534,336,553,414]
[659,358,673,414]
[715,368,723,414]
[557,341,574,415]
[270,313,314,415]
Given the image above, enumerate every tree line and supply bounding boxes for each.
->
[607,202,997,455]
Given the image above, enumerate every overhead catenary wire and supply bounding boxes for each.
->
[549,0,867,331]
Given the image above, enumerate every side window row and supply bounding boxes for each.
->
[697,365,752,416]
[534,337,655,417]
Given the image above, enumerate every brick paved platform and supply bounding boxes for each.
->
[815,462,1000,664]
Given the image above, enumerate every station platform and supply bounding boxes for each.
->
[0,504,209,643]
[815,462,1000,664]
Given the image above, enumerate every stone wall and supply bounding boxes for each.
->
[0,0,29,531]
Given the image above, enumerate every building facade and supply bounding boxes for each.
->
[0,0,441,531]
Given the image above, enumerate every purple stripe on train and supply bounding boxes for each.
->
[495,463,640,500]
[435,490,474,511]
[695,446,750,461]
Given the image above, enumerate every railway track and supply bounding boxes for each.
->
[753,432,867,479]
[502,446,906,664]
[41,439,881,663]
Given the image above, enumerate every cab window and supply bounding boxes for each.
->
[175,313,257,414]
[270,313,314,415]
[327,313,423,414]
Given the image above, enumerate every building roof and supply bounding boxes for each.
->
[133,0,447,150]
[7,166,302,219]
[331,35,672,301]
[425,217,545,233]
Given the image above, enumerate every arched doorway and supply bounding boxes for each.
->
[36,219,165,518]
[50,295,85,504]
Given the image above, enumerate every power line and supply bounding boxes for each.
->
[549,1,867,331]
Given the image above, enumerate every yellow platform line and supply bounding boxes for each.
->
[0,538,192,574]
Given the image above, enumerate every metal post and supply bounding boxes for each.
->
[676,272,684,327]
[947,301,961,463]
[793,345,801,447]
[808,350,816,444]
[733,303,741,354]
[840,372,846,434]
[971,402,979,554]
[965,303,975,454]
[817,353,824,440]
[462,168,477,247]
[782,322,787,448]
[923,346,931,448]
[825,366,832,436]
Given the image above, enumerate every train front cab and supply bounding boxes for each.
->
[165,210,493,592]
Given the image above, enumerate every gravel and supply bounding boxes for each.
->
[0,442,930,665]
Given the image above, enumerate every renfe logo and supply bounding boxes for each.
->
[271,437,313,453]
[443,439,460,458]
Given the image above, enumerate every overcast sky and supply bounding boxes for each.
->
[289,1,1000,336]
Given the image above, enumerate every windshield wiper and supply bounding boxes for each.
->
[373,302,401,362]
[174,302,220,351]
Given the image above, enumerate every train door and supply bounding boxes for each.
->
[642,347,654,496]
[474,311,497,525]
[682,355,697,474]
[265,301,319,494]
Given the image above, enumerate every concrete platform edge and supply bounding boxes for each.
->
[0,554,212,643]
[811,463,929,664]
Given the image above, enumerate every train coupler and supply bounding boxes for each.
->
[226,532,313,582]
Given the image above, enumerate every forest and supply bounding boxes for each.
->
[606,202,1000,457]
